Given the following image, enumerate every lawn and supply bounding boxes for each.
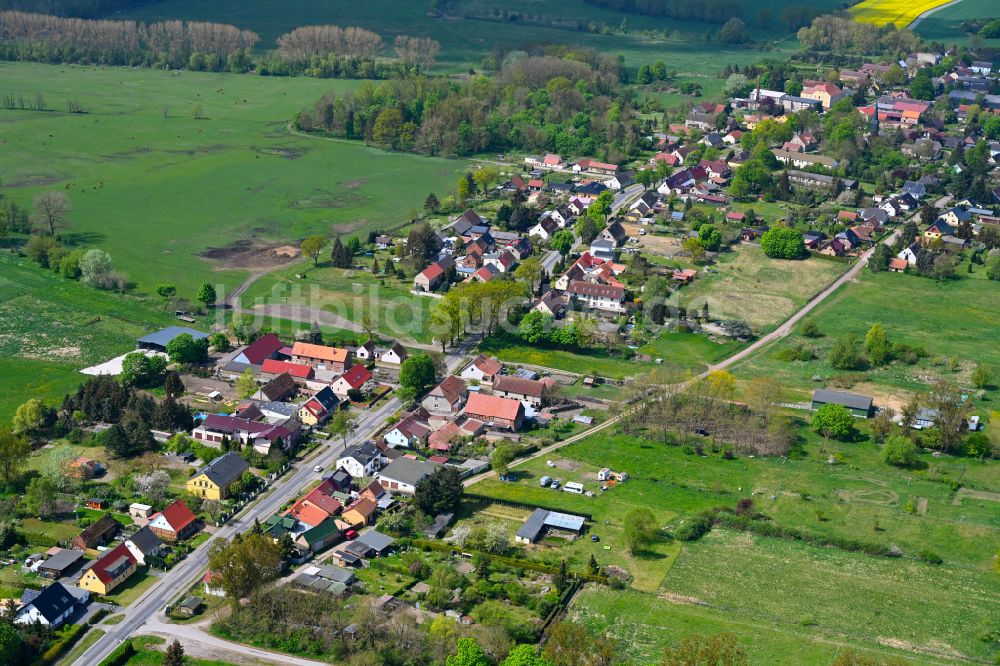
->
[58,628,105,666]
[101,568,160,606]
[677,245,848,332]
[240,252,436,344]
[849,0,956,27]
[729,270,1000,398]
[479,329,741,379]
[114,0,812,73]
[0,62,466,296]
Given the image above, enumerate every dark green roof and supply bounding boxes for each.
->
[299,519,341,546]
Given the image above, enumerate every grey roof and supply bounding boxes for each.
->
[198,451,250,488]
[179,595,204,610]
[316,564,356,584]
[21,582,78,624]
[356,530,395,553]
[126,526,162,555]
[812,389,873,411]
[516,508,586,541]
[258,401,297,418]
[340,442,381,466]
[38,549,82,573]
[378,458,436,487]
[423,513,454,538]
[137,326,208,348]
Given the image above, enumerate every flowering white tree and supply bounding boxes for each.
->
[133,470,171,500]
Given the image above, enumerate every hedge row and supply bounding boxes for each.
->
[24,532,58,547]
[714,513,900,558]
[39,624,88,664]
[98,640,136,666]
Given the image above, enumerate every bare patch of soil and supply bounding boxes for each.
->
[621,223,682,256]
[6,173,64,188]
[550,459,580,471]
[255,146,306,160]
[340,179,367,189]
[200,239,301,271]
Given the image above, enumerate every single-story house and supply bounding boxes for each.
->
[463,392,525,431]
[377,458,437,495]
[460,355,503,385]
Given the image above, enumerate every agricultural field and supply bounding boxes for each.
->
[913,0,1000,42]
[730,270,1000,401]
[114,0,817,73]
[678,245,847,332]
[0,62,466,296]
[0,253,181,421]
[849,0,955,28]
[469,424,1000,663]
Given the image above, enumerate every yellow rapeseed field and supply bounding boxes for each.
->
[849,0,955,27]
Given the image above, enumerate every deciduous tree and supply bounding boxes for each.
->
[300,235,329,266]
[31,191,71,235]
[0,429,30,488]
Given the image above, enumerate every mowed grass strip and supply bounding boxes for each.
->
[849,0,956,26]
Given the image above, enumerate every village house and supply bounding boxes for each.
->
[341,497,378,529]
[186,451,251,501]
[78,543,138,595]
[463,392,525,431]
[330,364,374,401]
[192,414,297,455]
[124,526,162,566]
[413,257,454,293]
[15,582,88,627]
[801,81,848,109]
[252,372,297,403]
[336,442,383,478]
[227,333,284,370]
[532,290,566,319]
[492,375,550,410]
[71,514,122,551]
[148,499,198,541]
[383,416,431,448]
[297,386,341,426]
[422,375,468,415]
[568,280,626,315]
[377,458,437,495]
[260,359,315,381]
[291,342,352,374]
[460,355,503,385]
[772,149,839,170]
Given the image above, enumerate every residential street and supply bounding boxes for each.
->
[72,348,470,666]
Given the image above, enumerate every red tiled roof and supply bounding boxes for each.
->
[889,258,908,270]
[240,333,283,365]
[261,359,314,378]
[153,499,197,533]
[288,499,332,528]
[472,355,502,377]
[419,263,445,281]
[88,543,136,584]
[465,392,522,422]
[493,375,546,398]
[339,365,372,389]
[304,488,342,514]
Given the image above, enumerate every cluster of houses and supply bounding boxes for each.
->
[151,331,414,456]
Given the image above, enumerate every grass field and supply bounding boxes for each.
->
[114,0,814,73]
[849,0,956,27]
[730,270,1000,400]
[570,586,941,665]
[0,253,185,421]
[471,424,1000,663]
[0,62,466,296]
[677,245,847,332]
[240,251,436,344]
[913,0,1000,42]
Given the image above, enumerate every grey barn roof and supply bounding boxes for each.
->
[39,549,82,573]
[516,508,586,542]
[137,326,209,348]
[812,389,873,411]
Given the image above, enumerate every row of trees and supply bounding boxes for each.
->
[0,11,259,70]
[796,15,922,56]
[579,0,741,23]
[296,53,636,158]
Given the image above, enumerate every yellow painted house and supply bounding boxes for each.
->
[186,451,251,500]
[78,544,137,595]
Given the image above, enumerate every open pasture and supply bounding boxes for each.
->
[0,62,465,295]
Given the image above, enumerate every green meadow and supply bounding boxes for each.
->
[114,0,819,73]
[470,424,1000,663]
[0,253,182,421]
[913,0,1000,44]
[0,62,466,296]
[729,270,1000,400]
